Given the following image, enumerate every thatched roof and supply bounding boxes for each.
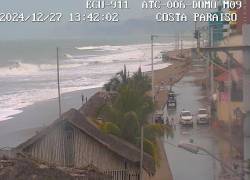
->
[16,109,155,175]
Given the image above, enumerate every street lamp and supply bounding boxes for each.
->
[139,34,158,180]
[150,34,160,103]
[151,35,155,103]
[139,35,156,180]
[178,142,244,177]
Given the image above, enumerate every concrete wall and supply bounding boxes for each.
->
[216,101,243,123]
[242,25,250,114]
[242,24,250,180]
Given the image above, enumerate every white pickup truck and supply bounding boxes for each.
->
[197,108,209,125]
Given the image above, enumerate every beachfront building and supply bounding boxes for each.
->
[211,33,244,129]
[236,0,250,33]
[213,28,244,128]
[15,109,155,180]
[208,31,247,176]
[213,65,244,136]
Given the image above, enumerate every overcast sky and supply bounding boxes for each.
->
[0,0,211,40]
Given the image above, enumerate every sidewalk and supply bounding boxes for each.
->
[211,121,244,180]
[150,138,173,180]
[150,59,191,180]
[213,125,243,155]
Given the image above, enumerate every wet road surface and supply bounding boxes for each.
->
[162,61,221,180]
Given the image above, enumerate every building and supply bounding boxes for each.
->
[15,109,155,180]
[236,0,250,32]
[214,66,243,126]
[209,9,224,43]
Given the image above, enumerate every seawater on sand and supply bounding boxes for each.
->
[0,42,189,122]
[0,60,176,148]
[0,87,99,148]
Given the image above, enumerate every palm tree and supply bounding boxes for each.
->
[99,68,173,162]
[103,77,121,91]
[99,98,171,163]
[104,65,129,91]
[130,67,151,94]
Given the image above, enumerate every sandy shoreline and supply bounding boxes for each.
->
[153,60,190,109]
[0,57,190,180]
[0,57,194,180]
[0,62,175,148]
[0,88,100,147]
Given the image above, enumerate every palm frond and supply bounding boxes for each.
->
[100,122,121,137]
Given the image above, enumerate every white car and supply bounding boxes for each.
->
[197,108,209,125]
[180,110,194,126]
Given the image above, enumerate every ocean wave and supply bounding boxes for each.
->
[40,63,82,70]
[0,62,84,77]
[0,62,40,76]
[0,41,193,121]
[0,84,103,121]
[76,45,122,51]
[0,108,23,121]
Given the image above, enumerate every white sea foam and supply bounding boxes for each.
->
[0,85,102,122]
[39,63,83,71]
[0,62,84,77]
[0,109,23,121]
[0,62,40,76]
[0,42,192,121]
[76,45,122,51]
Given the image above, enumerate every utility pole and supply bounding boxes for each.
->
[180,37,183,57]
[140,34,155,180]
[227,54,233,167]
[139,126,144,180]
[151,35,154,103]
[195,22,201,54]
[206,26,213,97]
[56,47,62,117]
[209,26,216,180]
[210,26,214,96]
[242,25,250,180]
[175,33,178,50]
[177,33,180,53]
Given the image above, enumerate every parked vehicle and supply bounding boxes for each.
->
[167,91,177,109]
[179,110,194,127]
[197,108,209,125]
[155,110,164,124]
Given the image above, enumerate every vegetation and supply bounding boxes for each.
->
[104,65,129,92]
[100,66,172,163]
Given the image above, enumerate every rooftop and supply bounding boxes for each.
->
[16,109,156,175]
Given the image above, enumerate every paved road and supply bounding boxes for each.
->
[162,61,222,180]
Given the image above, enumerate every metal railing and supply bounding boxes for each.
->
[104,170,140,180]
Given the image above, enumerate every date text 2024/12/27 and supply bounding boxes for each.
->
[0,12,62,22]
